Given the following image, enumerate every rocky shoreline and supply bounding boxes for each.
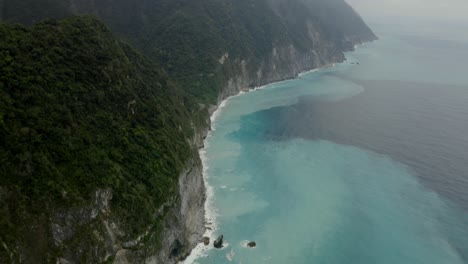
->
[179,38,376,264]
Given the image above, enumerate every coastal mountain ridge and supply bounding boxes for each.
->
[0,1,376,263]
[1,0,376,103]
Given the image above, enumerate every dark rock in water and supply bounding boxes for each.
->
[213,235,224,248]
[247,241,256,248]
[202,236,210,246]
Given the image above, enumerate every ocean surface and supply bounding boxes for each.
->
[184,21,468,264]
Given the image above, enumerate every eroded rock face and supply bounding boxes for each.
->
[52,189,113,244]
[169,239,183,258]
[218,41,346,106]
[45,153,207,264]
[50,189,122,262]
[146,156,207,264]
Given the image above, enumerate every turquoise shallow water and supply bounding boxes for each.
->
[186,23,468,264]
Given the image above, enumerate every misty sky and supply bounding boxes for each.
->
[347,0,468,23]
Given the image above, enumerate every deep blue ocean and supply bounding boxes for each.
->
[184,21,468,264]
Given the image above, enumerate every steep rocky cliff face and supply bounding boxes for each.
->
[217,44,342,102]
[112,157,206,264]
[0,17,204,264]
[0,1,375,263]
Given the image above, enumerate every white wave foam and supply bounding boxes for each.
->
[226,249,235,262]
[240,240,250,248]
[210,99,228,125]
[298,68,319,77]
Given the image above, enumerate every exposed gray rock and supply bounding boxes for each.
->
[145,156,207,264]
[122,240,138,249]
[114,249,131,264]
[51,189,113,247]
[91,189,112,219]
[216,41,346,105]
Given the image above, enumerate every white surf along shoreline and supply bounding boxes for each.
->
[180,62,340,264]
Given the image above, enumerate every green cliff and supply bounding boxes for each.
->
[0,16,202,263]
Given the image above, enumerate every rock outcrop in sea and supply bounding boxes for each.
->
[214,235,224,249]
[247,241,257,248]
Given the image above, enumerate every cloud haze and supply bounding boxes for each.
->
[347,0,468,23]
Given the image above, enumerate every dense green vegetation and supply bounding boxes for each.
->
[130,0,292,102]
[0,16,199,262]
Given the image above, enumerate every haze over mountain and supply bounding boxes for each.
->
[348,0,468,23]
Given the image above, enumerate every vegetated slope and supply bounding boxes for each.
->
[0,16,198,263]
[1,0,376,103]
